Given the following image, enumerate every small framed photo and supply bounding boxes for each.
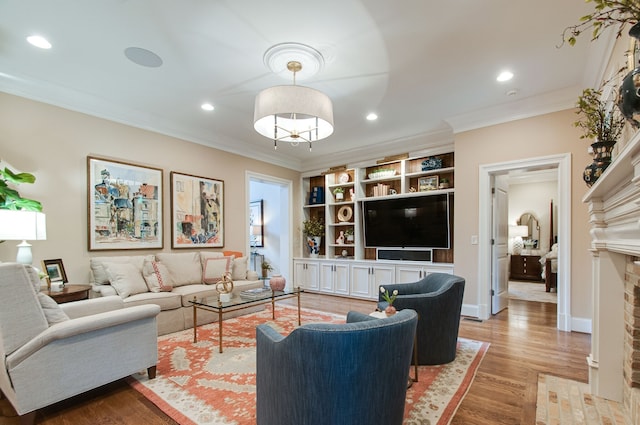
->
[42,259,68,283]
[418,176,439,191]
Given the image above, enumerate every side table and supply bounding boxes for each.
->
[42,284,92,304]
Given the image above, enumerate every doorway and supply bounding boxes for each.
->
[246,172,293,285]
[479,153,571,331]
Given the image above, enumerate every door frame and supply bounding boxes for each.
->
[478,153,571,331]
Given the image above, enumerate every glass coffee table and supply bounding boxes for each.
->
[190,287,303,353]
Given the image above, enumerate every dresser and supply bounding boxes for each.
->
[509,254,542,281]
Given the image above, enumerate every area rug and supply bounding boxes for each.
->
[509,281,557,304]
[128,305,489,425]
[536,374,629,424]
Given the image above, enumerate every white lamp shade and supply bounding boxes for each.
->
[254,85,334,142]
[509,225,529,238]
[0,210,47,240]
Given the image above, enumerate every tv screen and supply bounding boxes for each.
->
[363,194,450,249]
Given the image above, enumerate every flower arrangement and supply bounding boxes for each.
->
[380,286,398,305]
[261,260,273,272]
[380,286,399,316]
[574,87,626,142]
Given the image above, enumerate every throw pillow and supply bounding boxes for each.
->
[156,252,202,286]
[104,262,149,298]
[90,255,154,285]
[37,293,70,325]
[142,259,174,292]
[202,256,233,284]
[231,256,249,281]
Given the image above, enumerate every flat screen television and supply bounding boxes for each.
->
[362,194,450,249]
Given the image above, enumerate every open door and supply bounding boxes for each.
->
[491,174,509,314]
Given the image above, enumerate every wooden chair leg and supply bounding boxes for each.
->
[147,365,157,379]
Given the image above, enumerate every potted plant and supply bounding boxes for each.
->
[0,165,42,211]
[333,187,344,201]
[439,178,450,189]
[574,87,627,186]
[303,218,324,257]
[344,227,354,243]
[261,259,273,278]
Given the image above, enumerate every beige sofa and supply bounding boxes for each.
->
[90,251,263,335]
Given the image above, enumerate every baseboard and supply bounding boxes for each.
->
[571,316,592,334]
[461,304,480,319]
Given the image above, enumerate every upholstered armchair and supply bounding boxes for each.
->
[0,263,160,425]
[256,309,418,425]
[378,273,465,365]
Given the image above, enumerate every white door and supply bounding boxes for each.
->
[491,174,510,314]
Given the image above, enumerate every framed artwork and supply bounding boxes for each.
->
[87,156,163,251]
[418,176,439,192]
[171,172,224,248]
[250,200,264,247]
[42,259,68,283]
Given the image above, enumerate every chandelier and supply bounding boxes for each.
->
[253,44,334,151]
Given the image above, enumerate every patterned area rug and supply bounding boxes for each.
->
[536,374,630,424]
[509,281,557,304]
[129,305,489,425]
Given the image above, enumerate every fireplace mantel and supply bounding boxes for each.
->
[583,130,640,421]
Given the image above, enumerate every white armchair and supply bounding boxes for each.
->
[0,263,160,425]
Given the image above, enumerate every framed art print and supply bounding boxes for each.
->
[42,258,68,283]
[171,171,224,248]
[418,176,439,192]
[87,156,163,250]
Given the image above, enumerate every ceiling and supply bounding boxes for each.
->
[0,1,606,172]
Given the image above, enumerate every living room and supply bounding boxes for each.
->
[1,1,638,424]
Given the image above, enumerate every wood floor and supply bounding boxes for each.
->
[0,294,591,425]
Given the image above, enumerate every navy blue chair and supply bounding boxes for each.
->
[378,273,465,365]
[256,309,418,425]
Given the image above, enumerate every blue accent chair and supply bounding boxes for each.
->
[378,273,465,365]
[256,309,418,425]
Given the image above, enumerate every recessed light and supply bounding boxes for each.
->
[26,35,51,49]
[497,71,513,82]
[201,103,214,111]
[366,113,378,121]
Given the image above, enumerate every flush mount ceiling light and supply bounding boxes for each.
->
[254,43,334,151]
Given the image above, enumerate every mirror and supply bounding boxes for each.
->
[518,213,540,248]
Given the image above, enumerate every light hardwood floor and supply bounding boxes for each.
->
[0,294,590,425]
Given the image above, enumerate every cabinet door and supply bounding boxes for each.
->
[350,264,372,298]
[319,263,334,293]
[395,265,424,283]
[371,265,395,295]
[334,263,350,295]
[294,261,319,291]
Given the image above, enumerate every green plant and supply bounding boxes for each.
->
[302,218,325,237]
[561,0,640,46]
[379,286,398,306]
[332,187,344,194]
[261,260,273,271]
[574,87,626,141]
[344,227,354,236]
[440,178,450,184]
[0,166,42,211]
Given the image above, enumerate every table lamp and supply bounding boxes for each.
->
[509,225,528,255]
[0,210,47,264]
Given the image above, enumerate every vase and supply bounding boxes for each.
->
[583,140,616,187]
[307,236,321,257]
[617,23,640,128]
[385,305,396,316]
[269,274,286,291]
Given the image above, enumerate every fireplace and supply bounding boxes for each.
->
[584,132,640,423]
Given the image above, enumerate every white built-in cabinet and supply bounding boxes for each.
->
[293,259,453,300]
[293,260,319,291]
[297,148,455,301]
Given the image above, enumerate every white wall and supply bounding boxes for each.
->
[508,180,558,253]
